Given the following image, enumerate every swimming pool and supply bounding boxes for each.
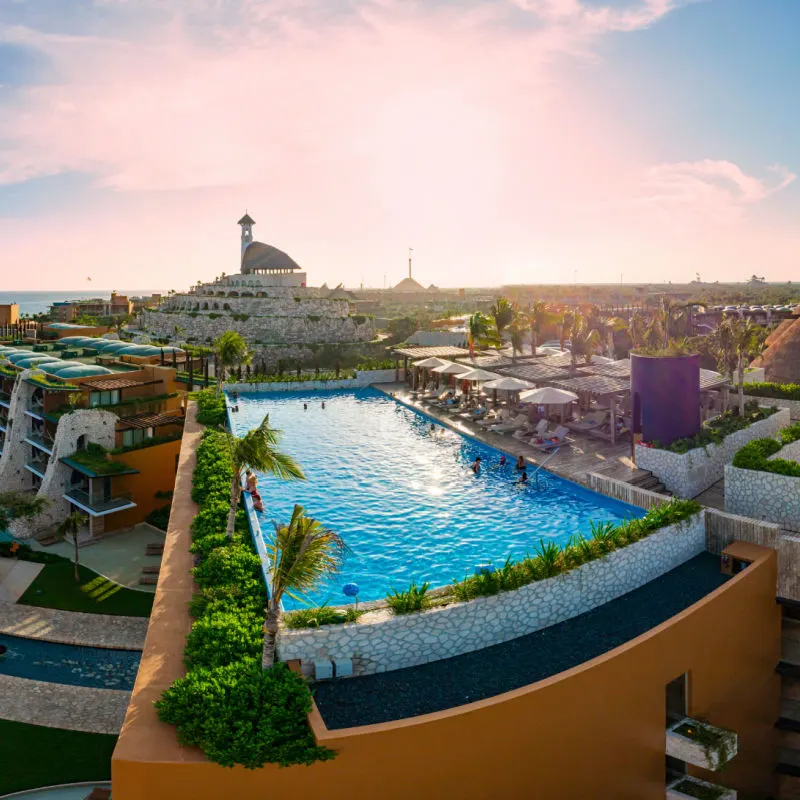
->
[231,389,644,608]
[0,633,140,690]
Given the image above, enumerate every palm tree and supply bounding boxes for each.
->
[489,298,514,336]
[508,314,526,361]
[467,312,501,353]
[713,316,765,416]
[219,415,304,538]
[626,310,648,351]
[601,316,627,359]
[54,512,89,583]
[213,331,250,397]
[570,314,602,367]
[556,310,573,354]
[0,492,48,532]
[262,504,346,668]
[525,301,550,357]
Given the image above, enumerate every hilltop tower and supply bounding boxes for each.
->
[238,212,255,259]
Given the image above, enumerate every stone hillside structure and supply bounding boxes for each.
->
[138,214,375,362]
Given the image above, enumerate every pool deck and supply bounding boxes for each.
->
[379,384,648,488]
[0,602,147,650]
[0,674,129,735]
[314,552,729,729]
[0,560,43,603]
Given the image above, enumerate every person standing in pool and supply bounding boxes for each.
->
[471,456,481,474]
[515,455,526,471]
[303,403,307,410]
[322,401,326,409]
[499,455,507,467]
[517,470,528,485]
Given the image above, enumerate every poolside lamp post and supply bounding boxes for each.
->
[343,582,360,610]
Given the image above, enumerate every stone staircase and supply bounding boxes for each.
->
[627,470,673,497]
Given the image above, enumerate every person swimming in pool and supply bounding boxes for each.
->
[499,455,507,467]
[517,470,528,485]
[471,456,481,474]
[515,455,526,471]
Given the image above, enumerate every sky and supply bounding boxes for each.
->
[0,0,798,291]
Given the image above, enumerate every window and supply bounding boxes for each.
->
[121,428,150,447]
[89,390,120,407]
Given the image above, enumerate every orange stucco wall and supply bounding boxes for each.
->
[112,409,781,800]
[105,439,181,532]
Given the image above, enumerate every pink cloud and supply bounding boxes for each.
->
[0,0,796,289]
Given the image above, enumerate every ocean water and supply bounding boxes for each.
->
[231,388,644,608]
[0,290,165,317]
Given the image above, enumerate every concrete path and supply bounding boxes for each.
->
[0,603,148,649]
[30,523,165,592]
[0,674,129,734]
[0,560,43,603]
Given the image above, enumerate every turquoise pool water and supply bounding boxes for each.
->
[0,633,140,690]
[230,389,644,608]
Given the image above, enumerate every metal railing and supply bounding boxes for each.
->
[64,488,134,514]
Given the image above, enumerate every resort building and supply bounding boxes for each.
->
[0,303,19,326]
[0,338,184,542]
[49,293,134,322]
[136,213,375,366]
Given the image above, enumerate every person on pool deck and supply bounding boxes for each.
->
[471,456,481,474]
[515,455,526,471]
[517,470,528,485]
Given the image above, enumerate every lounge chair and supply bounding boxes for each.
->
[565,409,609,433]
[488,414,528,434]
[530,425,571,452]
[141,566,161,575]
[139,576,158,586]
[512,419,549,441]
[477,409,509,428]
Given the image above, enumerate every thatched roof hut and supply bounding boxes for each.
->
[752,316,800,383]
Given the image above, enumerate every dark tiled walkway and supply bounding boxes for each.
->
[314,553,728,729]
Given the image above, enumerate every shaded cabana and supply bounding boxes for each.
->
[392,346,471,384]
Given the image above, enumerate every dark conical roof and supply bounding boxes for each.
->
[393,277,426,293]
[241,241,301,273]
[238,213,255,225]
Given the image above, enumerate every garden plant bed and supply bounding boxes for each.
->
[636,406,789,498]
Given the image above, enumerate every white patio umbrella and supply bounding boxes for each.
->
[519,387,579,405]
[458,368,502,382]
[412,357,451,369]
[483,377,535,391]
[432,362,471,375]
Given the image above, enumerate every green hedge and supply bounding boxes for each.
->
[731,423,800,477]
[192,389,227,427]
[744,381,800,401]
[452,499,702,601]
[155,429,333,768]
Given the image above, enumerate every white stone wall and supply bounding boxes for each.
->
[0,372,43,493]
[9,409,118,539]
[278,513,706,674]
[140,308,374,348]
[226,370,397,393]
[724,437,800,532]
[635,408,790,498]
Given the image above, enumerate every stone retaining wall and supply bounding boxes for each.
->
[740,394,800,420]
[226,369,397,393]
[724,438,800,532]
[634,408,789,498]
[278,513,706,674]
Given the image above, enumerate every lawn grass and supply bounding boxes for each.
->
[0,719,116,795]
[19,560,154,617]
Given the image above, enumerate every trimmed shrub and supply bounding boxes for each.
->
[744,382,800,401]
[156,661,334,768]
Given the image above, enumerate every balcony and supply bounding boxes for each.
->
[24,431,55,455]
[25,456,49,479]
[665,718,738,772]
[0,391,10,409]
[666,776,737,800]
[63,488,136,517]
[25,400,45,420]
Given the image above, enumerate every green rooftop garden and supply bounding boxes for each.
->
[24,372,80,391]
[63,442,130,475]
[743,381,800,401]
[732,422,800,478]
